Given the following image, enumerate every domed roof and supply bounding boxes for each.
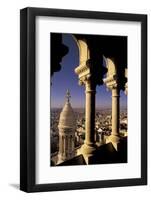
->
[58,90,76,129]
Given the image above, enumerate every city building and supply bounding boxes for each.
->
[57,90,76,164]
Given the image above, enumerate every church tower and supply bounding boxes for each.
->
[57,90,76,164]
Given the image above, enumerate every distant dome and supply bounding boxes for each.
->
[58,90,76,129]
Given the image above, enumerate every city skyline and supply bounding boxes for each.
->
[51,34,127,109]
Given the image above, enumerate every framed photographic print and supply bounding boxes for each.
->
[20,7,147,192]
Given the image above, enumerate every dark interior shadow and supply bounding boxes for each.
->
[9,183,19,190]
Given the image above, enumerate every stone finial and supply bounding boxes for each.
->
[66,89,71,103]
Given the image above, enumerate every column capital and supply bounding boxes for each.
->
[73,36,107,88]
[103,57,119,91]
[104,76,119,91]
[103,57,127,91]
[75,59,103,88]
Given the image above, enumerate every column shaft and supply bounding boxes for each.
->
[85,83,96,145]
[112,88,120,136]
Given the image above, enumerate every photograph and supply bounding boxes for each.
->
[20,7,147,192]
[50,33,128,166]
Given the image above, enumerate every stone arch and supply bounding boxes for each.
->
[72,35,90,64]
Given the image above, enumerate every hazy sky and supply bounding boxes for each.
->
[51,34,127,109]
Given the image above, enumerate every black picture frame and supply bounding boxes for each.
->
[20,7,147,192]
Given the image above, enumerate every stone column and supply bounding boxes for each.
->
[103,58,120,151]
[112,87,120,137]
[73,36,105,163]
[75,69,98,164]
[85,80,96,146]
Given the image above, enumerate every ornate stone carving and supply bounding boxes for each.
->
[103,58,119,90]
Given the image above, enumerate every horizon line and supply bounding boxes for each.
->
[51,106,127,109]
